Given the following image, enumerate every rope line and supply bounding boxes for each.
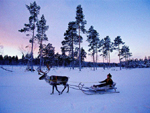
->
[69,86,81,90]
[69,81,98,83]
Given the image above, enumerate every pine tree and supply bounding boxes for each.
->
[19,1,40,71]
[42,43,55,66]
[74,47,79,60]
[15,55,18,64]
[87,26,99,70]
[80,47,87,65]
[75,5,87,71]
[0,55,3,64]
[55,53,60,66]
[114,36,125,70]
[98,39,106,69]
[103,36,113,67]
[36,15,49,70]
[62,21,80,69]
[61,47,67,67]
[120,45,132,67]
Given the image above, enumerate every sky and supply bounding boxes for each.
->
[0,0,150,63]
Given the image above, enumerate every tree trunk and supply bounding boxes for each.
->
[72,36,74,69]
[102,48,105,70]
[125,51,127,68]
[109,51,110,68]
[39,39,43,70]
[39,28,44,71]
[96,45,98,70]
[30,28,34,72]
[118,45,121,70]
[79,25,81,71]
[93,53,95,71]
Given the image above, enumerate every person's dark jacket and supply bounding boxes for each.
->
[100,78,113,86]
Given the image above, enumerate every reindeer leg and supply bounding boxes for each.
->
[61,84,69,94]
[61,86,66,94]
[54,85,60,95]
[51,85,55,95]
[66,84,69,93]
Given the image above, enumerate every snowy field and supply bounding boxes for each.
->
[0,66,150,113]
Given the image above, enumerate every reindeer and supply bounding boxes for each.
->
[38,66,69,95]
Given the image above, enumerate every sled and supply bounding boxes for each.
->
[78,82,120,95]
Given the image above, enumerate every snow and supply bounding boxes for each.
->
[0,66,150,113]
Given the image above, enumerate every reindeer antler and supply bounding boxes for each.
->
[46,64,50,70]
[37,64,50,75]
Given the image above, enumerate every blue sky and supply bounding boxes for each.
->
[0,0,150,63]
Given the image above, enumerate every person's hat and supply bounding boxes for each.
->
[108,73,112,78]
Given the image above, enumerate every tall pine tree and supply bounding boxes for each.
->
[80,47,87,66]
[87,26,99,70]
[36,15,49,70]
[61,21,80,69]
[75,5,87,71]
[42,43,55,66]
[98,39,106,69]
[19,1,40,71]
[61,47,67,67]
[114,36,124,70]
[103,36,113,67]
[120,45,132,67]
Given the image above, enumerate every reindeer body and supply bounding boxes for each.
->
[39,74,69,95]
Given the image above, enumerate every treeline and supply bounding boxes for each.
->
[0,54,104,67]
[0,54,88,67]
[123,57,150,68]
[0,54,118,68]
[0,54,150,69]
[0,55,19,65]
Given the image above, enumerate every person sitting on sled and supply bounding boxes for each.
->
[93,73,113,88]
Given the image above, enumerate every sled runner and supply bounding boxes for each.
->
[78,82,120,95]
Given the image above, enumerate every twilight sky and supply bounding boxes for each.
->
[0,0,150,63]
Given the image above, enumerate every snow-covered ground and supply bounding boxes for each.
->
[0,66,150,113]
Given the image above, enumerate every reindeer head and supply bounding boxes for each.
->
[39,73,47,80]
[38,64,50,80]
